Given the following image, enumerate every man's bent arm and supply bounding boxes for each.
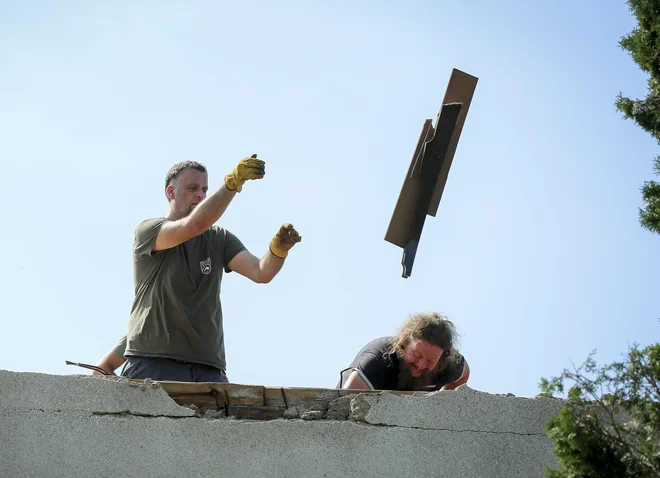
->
[441,360,470,390]
[227,223,301,283]
[155,184,236,251]
[93,349,126,376]
[341,370,373,390]
[228,249,284,284]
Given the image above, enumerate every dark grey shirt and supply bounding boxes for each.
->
[123,217,246,370]
[339,336,466,391]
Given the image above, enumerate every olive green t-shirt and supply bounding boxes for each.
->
[123,217,246,370]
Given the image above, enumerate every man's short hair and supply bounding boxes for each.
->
[164,161,207,201]
[391,312,458,358]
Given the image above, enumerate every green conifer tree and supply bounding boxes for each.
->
[617,0,660,235]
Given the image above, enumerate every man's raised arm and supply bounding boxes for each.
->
[228,223,302,284]
[155,156,265,251]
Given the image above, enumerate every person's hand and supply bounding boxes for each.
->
[92,369,115,377]
[225,154,265,192]
[269,223,302,258]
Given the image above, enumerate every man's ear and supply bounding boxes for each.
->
[166,184,175,201]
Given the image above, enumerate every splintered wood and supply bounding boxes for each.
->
[145,381,414,420]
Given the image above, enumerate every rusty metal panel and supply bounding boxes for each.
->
[400,102,462,278]
[384,119,435,248]
[384,68,477,277]
[428,69,478,216]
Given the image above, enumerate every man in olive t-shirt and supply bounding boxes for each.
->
[123,217,246,375]
[99,156,302,382]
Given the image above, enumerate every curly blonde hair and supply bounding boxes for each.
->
[390,312,458,360]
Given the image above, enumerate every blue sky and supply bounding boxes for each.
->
[0,1,657,397]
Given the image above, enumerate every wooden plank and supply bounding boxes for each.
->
[227,405,285,421]
[337,389,415,396]
[156,381,264,406]
[265,386,390,408]
[157,381,220,395]
[223,383,265,406]
[282,387,342,408]
[264,386,288,408]
[168,392,224,411]
[148,379,424,415]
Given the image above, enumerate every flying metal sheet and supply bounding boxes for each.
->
[384,68,478,277]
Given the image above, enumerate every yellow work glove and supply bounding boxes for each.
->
[269,223,302,258]
[224,154,265,192]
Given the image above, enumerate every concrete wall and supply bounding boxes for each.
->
[0,370,564,477]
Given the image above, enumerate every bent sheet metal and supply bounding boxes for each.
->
[385,68,478,278]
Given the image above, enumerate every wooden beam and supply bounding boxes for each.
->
[145,380,417,417]
[228,405,285,420]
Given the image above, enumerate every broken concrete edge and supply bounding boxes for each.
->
[0,370,195,418]
[2,373,567,478]
[167,384,571,438]
[347,387,570,435]
[1,369,571,437]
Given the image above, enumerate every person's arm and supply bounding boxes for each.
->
[93,349,126,376]
[92,335,128,376]
[228,223,301,284]
[338,348,388,390]
[341,370,373,390]
[441,360,470,390]
[154,156,265,251]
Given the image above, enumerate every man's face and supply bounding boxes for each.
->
[402,339,443,377]
[169,168,208,217]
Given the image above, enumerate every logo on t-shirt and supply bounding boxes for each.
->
[200,257,212,275]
